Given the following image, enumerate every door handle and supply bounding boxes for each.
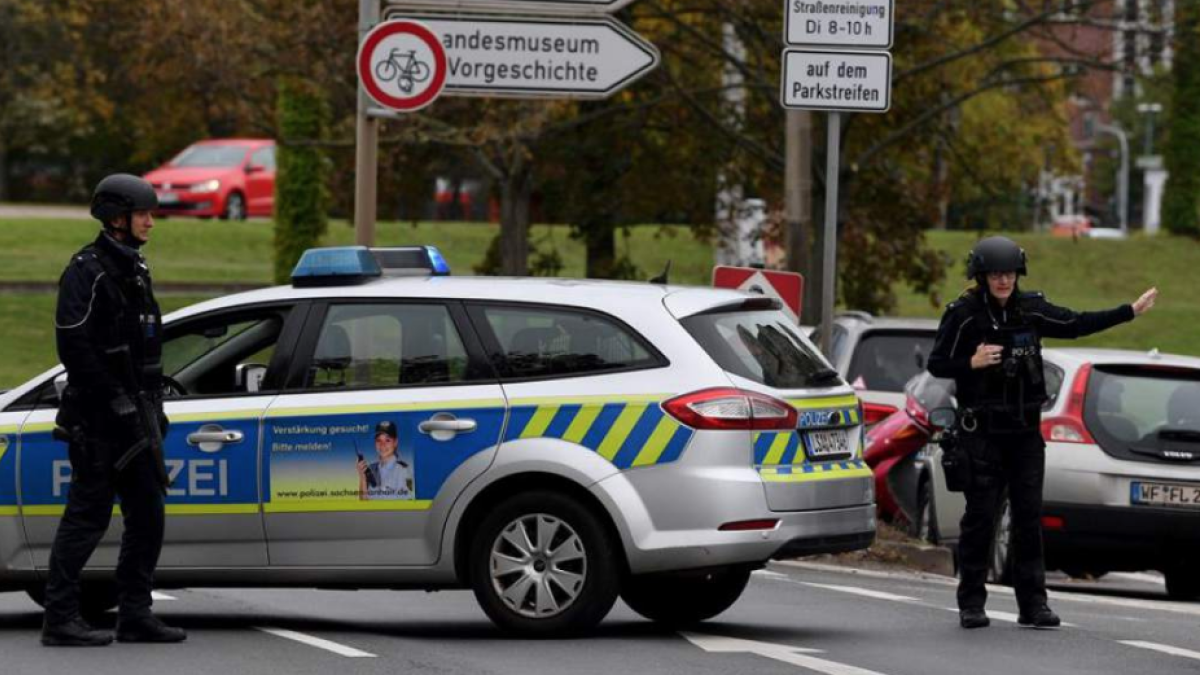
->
[419,413,477,441]
[187,430,245,444]
[187,425,245,453]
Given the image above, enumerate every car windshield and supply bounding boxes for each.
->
[1084,365,1200,451]
[847,331,935,393]
[170,145,248,168]
[682,310,838,389]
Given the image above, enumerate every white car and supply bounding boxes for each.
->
[0,246,875,635]
[910,348,1200,600]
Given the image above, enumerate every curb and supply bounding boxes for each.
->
[873,539,955,577]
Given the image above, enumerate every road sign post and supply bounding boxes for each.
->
[780,0,893,356]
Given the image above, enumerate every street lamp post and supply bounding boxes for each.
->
[1096,122,1129,235]
[1137,102,1163,156]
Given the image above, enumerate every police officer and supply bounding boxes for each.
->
[41,174,186,646]
[927,236,1157,630]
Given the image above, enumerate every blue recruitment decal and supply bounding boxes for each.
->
[264,407,505,506]
[19,418,259,508]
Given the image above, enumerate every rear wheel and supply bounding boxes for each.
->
[621,567,751,627]
[1165,565,1200,600]
[26,582,118,618]
[469,491,619,636]
[987,495,1014,586]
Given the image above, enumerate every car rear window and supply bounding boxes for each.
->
[682,310,835,389]
[1084,365,1200,461]
[847,331,935,393]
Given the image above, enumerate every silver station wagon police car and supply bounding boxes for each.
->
[0,246,874,635]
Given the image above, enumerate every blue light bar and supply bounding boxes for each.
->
[369,246,452,277]
[291,247,382,287]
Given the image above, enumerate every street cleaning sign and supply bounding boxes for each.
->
[384,13,661,99]
[785,0,894,49]
[780,49,891,112]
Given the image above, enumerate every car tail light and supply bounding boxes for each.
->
[1040,363,1095,444]
[663,388,797,430]
[862,402,898,426]
[1042,515,1065,530]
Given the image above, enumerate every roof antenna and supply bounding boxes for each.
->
[649,260,672,285]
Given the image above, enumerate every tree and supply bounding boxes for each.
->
[1162,1,1200,237]
[274,78,330,284]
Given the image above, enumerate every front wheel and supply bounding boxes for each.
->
[221,192,246,221]
[469,491,619,636]
[621,567,751,627]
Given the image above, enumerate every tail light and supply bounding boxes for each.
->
[662,388,797,430]
[862,402,898,426]
[1040,363,1095,444]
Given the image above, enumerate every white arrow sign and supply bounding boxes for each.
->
[682,632,891,675]
[384,13,660,99]
[386,0,641,15]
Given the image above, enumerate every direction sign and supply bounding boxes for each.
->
[780,49,891,113]
[785,0,894,49]
[713,266,805,324]
[386,0,640,15]
[383,13,660,99]
[358,20,448,112]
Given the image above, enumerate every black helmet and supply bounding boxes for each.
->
[90,174,158,226]
[965,236,1027,280]
[375,421,398,439]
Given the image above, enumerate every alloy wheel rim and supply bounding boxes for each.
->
[991,500,1011,581]
[229,195,245,220]
[490,513,587,619]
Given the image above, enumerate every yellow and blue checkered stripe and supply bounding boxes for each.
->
[504,397,694,469]
[753,395,869,482]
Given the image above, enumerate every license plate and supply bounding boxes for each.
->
[1131,481,1200,508]
[158,192,179,204]
[805,429,851,459]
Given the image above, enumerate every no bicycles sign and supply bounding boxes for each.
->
[358,20,448,112]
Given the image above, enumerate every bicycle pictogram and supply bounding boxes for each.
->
[375,48,432,93]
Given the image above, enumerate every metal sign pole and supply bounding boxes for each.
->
[819,112,841,357]
[354,0,381,247]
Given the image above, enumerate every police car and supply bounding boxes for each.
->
[0,247,875,635]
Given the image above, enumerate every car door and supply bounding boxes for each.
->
[17,302,305,569]
[261,299,504,567]
[0,401,32,569]
[245,146,276,216]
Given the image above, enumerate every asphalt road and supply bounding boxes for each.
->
[1,563,1197,675]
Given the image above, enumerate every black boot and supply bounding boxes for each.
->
[959,608,990,629]
[41,616,114,647]
[115,614,187,643]
[1018,606,1061,628]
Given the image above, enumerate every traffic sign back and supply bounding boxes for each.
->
[713,267,805,323]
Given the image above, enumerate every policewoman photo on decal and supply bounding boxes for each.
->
[357,420,414,501]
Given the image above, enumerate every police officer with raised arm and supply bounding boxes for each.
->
[927,236,1157,630]
[41,174,186,647]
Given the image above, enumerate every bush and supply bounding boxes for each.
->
[273,77,330,284]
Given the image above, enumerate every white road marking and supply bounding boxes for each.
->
[1119,641,1200,662]
[152,592,176,601]
[256,627,376,658]
[801,582,920,603]
[682,632,890,675]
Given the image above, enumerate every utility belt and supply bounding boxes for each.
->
[958,402,1043,435]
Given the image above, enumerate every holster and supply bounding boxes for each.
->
[939,428,971,493]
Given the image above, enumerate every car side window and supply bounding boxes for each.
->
[303,303,473,389]
[250,147,275,171]
[478,305,661,380]
[162,308,291,398]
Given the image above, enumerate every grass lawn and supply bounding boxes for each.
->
[0,217,1197,389]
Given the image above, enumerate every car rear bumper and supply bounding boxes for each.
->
[1043,502,1200,570]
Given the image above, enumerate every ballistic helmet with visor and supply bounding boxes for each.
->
[90,173,158,227]
[966,236,1027,280]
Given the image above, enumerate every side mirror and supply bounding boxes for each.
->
[928,407,957,430]
[245,164,265,174]
[235,364,268,393]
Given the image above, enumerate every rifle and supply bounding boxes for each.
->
[105,345,171,491]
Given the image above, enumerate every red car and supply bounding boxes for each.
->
[144,139,276,220]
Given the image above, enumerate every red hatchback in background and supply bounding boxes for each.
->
[144,139,276,220]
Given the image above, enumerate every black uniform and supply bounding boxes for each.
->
[927,288,1133,615]
[44,232,167,626]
